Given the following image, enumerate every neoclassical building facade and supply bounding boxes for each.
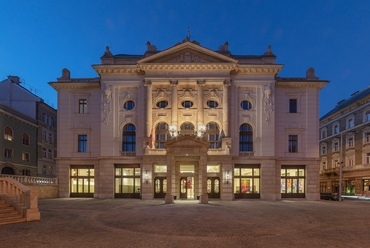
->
[50,40,327,202]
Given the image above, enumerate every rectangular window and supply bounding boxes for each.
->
[289,99,297,113]
[4,148,13,158]
[42,147,47,158]
[48,133,53,144]
[348,137,354,148]
[154,165,167,173]
[48,149,52,159]
[22,152,30,161]
[366,153,370,164]
[78,135,88,152]
[366,133,370,143]
[334,142,339,152]
[79,99,87,113]
[42,129,47,142]
[288,135,298,153]
[234,165,260,199]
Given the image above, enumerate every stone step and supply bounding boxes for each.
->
[0,216,27,225]
[0,199,26,225]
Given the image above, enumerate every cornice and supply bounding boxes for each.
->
[232,64,283,75]
[93,65,142,74]
[49,81,100,90]
[138,63,237,71]
[276,81,328,89]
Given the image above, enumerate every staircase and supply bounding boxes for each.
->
[0,198,26,225]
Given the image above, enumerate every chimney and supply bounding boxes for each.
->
[8,75,20,84]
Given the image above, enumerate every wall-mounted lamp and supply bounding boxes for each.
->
[226,170,230,184]
[169,126,178,137]
[145,170,149,184]
[197,125,206,137]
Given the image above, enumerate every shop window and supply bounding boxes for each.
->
[4,127,13,141]
[234,165,260,199]
[280,165,305,198]
[70,166,94,197]
[114,165,141,198]
[364,179,370,192]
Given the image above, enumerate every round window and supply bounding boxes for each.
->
[241,100,252,110]
[207,100,219,108]
[124,100,135,110]
[156,100,168,108]
[182,100,193,108]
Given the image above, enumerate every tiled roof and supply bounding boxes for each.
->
[320,86,370,120]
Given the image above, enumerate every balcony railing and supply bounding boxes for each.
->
[0,175,58,185]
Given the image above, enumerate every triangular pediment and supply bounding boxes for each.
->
[138,41,238,64]
[164,135,209,149]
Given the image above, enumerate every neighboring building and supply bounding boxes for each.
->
[0,103,38,175]
[319,87,370,196]
[50,39,327,202]
[0,76,57,177]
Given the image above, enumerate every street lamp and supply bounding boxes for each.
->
[339,132,343,202]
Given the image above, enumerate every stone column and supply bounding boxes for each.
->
[165,153,174,204]
[145,80,152,137]
[197,80,205,129]
[170,80,178,128]
[223,80,231,136]
[200,154,209,203]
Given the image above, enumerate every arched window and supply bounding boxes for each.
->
[23,133,30,145]
[239,124,253,152]
[206,122,220,149]
[122,124,136,152]
[347,117,354,129]
[333,124,339,134]
[4,127,13,141]
[179,122,195,136]
[365,110,370,122]
[155,122,169,149]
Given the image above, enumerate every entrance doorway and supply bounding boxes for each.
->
[207,177,220,198]
[154,177,167,198]
[180,177,194,199]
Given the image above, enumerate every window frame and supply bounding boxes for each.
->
[78,134,88,153]
[289,99,298,113]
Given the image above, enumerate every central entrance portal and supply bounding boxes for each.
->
[179,164,195,199]
[180,177,194,199]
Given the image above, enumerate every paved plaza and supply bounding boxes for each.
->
[1,198,370,248]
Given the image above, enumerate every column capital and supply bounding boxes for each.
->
[144,80,152,87]
[170,80,178,86]
[197,80,206,86]
[223,79,231,87]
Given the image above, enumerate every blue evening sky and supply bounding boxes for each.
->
[1,0,370,117]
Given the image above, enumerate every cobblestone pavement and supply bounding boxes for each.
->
[1,198,370,248]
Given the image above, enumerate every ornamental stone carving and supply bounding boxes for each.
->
[263,85,274,125]
[176,52,207,63]
[102,85,113,124]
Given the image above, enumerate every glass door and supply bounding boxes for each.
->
[154,177,167,198]
[207,177,220,198]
